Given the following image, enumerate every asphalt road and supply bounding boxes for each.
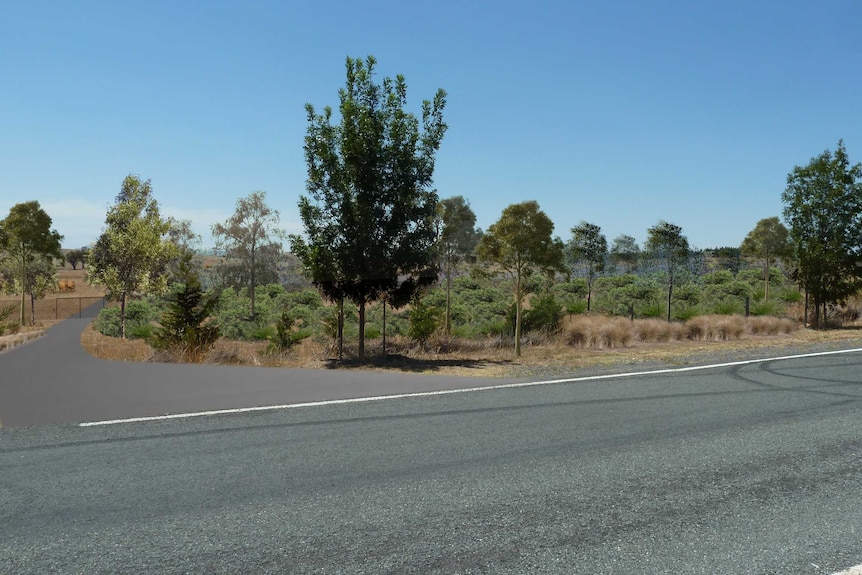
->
[2,349,862,574]
[0,319,506,428]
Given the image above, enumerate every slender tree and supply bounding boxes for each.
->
[0,201,63,326]
[87,175,177,338]
[476,201,565,357]
[782,140,862,327]
[436,196,482,335]
[567,221,607,312]
[646,221,689,322]
[212,191,284,320]
[292,55,447,360]
[740,217,793,301]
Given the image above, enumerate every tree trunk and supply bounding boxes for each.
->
[586,273,593,312]
[514,275,522,357]
[804,289,809,327]
[666,271,673,323]
[764,260,770,301]
[382,297,387,358]
[445,263,452,336]
[19,256,26,327]
[120,292,127,339]
[250,246,256,319]
[358,300,366,361]
[337,296,344,361]
[30,293,35,326]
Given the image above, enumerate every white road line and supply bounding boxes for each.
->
[78,347,862,427]
[832,565,862,575]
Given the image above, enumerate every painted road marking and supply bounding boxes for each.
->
[833,565,862,575]
[79,347,862,427]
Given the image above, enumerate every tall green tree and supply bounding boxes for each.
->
[567,221,607,312]
[292,55,447,360]
[476,201,565,357]
[212,191,284,320]
[0,254,58,326]
[782,140,862,327]
[609,234,640,274]
[740,217,793,301]
[436,195,482,335]
[0,201,63,326]
[646,220,689,323]
[87,175,177,338]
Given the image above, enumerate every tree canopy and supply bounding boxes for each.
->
[436,195,482,334]
[0,201,63,326]
[292,55,447,360]
[782,140,862,326]
[476,201,565,356]
[646,220,689,322]
[212,191,284,320]
[740,217,793,301]
[567,221,607,312]
[87,175,177,338]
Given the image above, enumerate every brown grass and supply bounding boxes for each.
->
[0,329,45,353]
[72,313,862,379]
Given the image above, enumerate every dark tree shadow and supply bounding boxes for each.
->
[323,354,515,373]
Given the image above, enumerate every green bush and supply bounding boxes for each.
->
[408,297,440,344]
[94,299,159,338]
[523,294,563,334]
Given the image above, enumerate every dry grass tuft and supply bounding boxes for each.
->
[80,323,153,362]
[0,330,45,352]
[633,318,685,342]
[748,315,798,335]
[564,316,634,349]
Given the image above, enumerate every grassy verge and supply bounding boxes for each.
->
[77,314,862,378]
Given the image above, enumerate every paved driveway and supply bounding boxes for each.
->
[0,319,510,428]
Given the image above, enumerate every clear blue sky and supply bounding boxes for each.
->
[2,0,860,251]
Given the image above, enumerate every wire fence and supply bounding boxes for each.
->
[0,297,106,322]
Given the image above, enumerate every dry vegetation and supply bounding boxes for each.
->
[75,312,862,378]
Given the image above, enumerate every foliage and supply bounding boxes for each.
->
[567,221,607,311]
[212,191,285,320]
[523,293,563,334]
[149,256,220,360]
[408,296,441,345]
[782,140,862,327]
[87,175,177,338]
[268,308,311,352]
[740,217,793,300]
[0,201,64,326]
[436,195,482,334]
[646,220,689,322]
[66,248,89,270]
[292,55,447,360]
[0,254,58,325]
[609,234,640,274]
[476,201,565,356]
[95,299,159,339]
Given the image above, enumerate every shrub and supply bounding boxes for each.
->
[94,299,159,339]
[750,299,785,317]
[523,294,563,334]
[408,297,441,346]
[149,262,220,361]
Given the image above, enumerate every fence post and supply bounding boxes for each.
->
[745,296,750,317]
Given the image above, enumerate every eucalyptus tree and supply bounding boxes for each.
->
[87,175,177,338]
[292,55,447,360]
[782,140,862,326]
[212,191,284,320]
[740,217,793,301]
[476,201,565,357]
[0,201,63,326]
[436,195,482,334]
[645,220,689,323]
[567,221,607,312]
